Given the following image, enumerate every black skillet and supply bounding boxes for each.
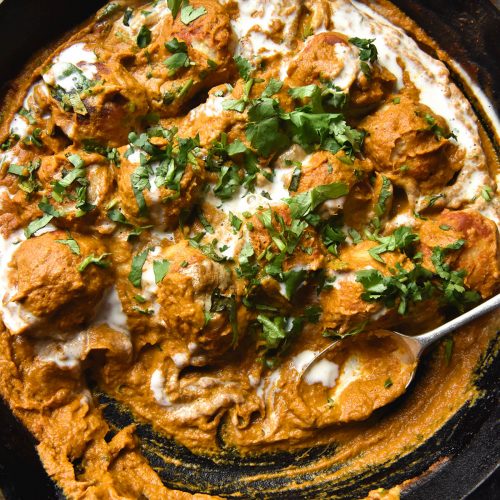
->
[0,1,498,498]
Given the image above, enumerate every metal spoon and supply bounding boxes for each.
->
[301,293,500,389]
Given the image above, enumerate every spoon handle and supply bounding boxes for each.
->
[416,293,500,348]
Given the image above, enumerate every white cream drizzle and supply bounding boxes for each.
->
[330,0,487,200]
[42,43,98,92]
[292,350,339,387]
[229,0,301,58]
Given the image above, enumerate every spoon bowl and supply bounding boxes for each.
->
[300,293,500,397]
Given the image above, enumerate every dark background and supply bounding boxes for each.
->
[0,0,498,498]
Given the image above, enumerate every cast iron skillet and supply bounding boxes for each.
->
[0,1,498,498]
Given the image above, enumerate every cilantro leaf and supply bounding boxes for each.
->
[234,55,253,81]
[164,52,190,76]
[130,164,151,216]
[356,265,435,315]
[153,259,170,283]
[286,182,349,219]
[209,288,239,344]
[123,7,133,26]
[348,37,378,63]
[137,25,152,48]
[78,253,110,272]
[262,78,283,97]
[55,236,81,255]
[167,0,182,19]
[180,5,206,25]
[128,248,151,287]
[368,226,419,263]
[24,214,54,238]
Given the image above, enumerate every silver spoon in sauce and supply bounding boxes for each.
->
[301,293,500,391]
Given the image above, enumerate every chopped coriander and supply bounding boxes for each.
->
[137,25,152,48]
[196,207,214,234]
[167,0,182,19]
[8,159,41,194]
[423,113,457,140]
[18,107,36,124]
[67,154,85,169]
[210,288,239,345]
[262,78,283,98]
[375,176,392,217]
[349,37,378,76]
[481,185,493,202]
[286,182,349,219]
[368,226,419,263]
[257,313,305,366]
[97,2,120,20]
[55,235,80,255]
[348,228,362,244]
[356,265,435,315]
[426,193,445,208]
[234,55,253,81]
[430,241,480,311]
[128,248,151,287]
[78,253,110,272]
[384,378,393,388]
[439,224,451,231]
[134,294,146,303]
[323,321,367,340]
[164,52,190,76]
[393,97,401,104]
[321,222,346,256]
[282,268,308,299]
[24,214,54,238]
[133,306,154,315]
[23,127,44,146]
[123,7,133,25]
[180,5,206,25]
[153,259,170,283]
[189,234,227,262]
[304,304,322,323]
[130,164,151,216]
[288,166,302,192]
[229,212,242,231]
[236,241,259,280]
[180,260,188,267]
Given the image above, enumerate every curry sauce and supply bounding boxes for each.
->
[0,0,498,498]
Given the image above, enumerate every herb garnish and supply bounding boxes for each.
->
[78,253,110,272]
[137,25,152,48]
[128,248,151,287]
[349,37,378,77]
[153,259,170,283]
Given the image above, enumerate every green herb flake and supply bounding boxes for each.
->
[67,154,85,169]
[481,185,493,202]
[128,248,151,287]
[78,253,110,272]
[286,182,349,219]
[137,25,152,48]
[443,337,453,365]
[229,212,242,231]
[24,214,54,238]
[123,7,133,25]
[153,259,170,284]
[180,5,206,25]
[167,0,182,19]
[384,378,393,388]
[55,236,81,255]
[234,55,253,81]
[288,166,302,192]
